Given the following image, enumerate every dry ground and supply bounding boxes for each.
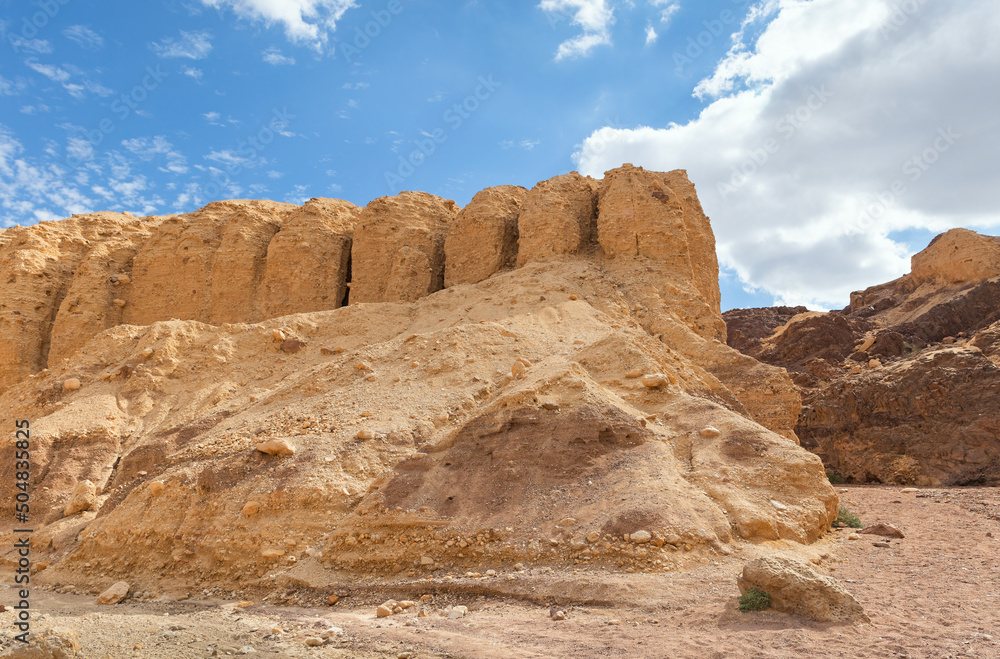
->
[2,485,998,659]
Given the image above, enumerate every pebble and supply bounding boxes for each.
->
[242,501,260,516]
[640,374,669,389]
[142,347,155,358]
[149,481,165,496]
[872,541,891,548]
[511,361,526,379]
[357,429,375,440]
[376,604,395,618]
[447,605,469,619]
[62,378,81,392]
[420,556,434,566]
[550,607,566,620]
[558,517,577,527]
[327,595,340,605]
[625,369,643,379]
[630,530,652,544]
[700,427,721,438]
[304,637,323,647]
[113,298,127,307]
[255,439,295,456]
[900,487,919,493]
[848,533,860,540]
[586,532,600,543]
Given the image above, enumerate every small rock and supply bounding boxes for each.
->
[418,609,428,617]
[558,517,577,527]
[770,500,788,510]
[255,439,295,456]
[420,556,434,566]
[872,541,891,548]
[900,487,919,493]
[868,358,882,368]
[357,429,375,440]
[376,603,395,618]
[447,605,469,619]
[586,532,600,543]
[942,336,956,344]
[96,581,130,605]
[320,627,343,639]
[62,378,81,392]
[281,339,305,353]
[64,480,97,516]
[304,637,323,647]
[142,347,155,358]
[511,361,526,379]
[625,369,643,379]
[327,595,340,606]
[272,329,285,341]
[700,426,721,438]
[859,523,905,538]
[236,601,254,608]
[640,374,669,389]
[4,627,80,657]
[113,298,127,308]
[549,607,566,620]
[630,530,652,544]
[541,401,560,411]
[848,533,860,540]
[242,501,260,516]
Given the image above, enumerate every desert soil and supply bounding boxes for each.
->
[2,485,998,658]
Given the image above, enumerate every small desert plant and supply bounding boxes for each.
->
[739,588,771,612]
[836,505,862,528]
[826,470,847,485]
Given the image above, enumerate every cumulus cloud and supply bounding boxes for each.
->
[262,46,296,65]
[201,0,358,51]
[574,0,1000,308]
[539,0,615,60]
[645,23,658,45]
[150,30,213,59]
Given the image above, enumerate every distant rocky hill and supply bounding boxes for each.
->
[725,229,1000,486]
[0,165,835,596]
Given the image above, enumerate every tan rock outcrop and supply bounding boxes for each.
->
[350,192,458,303]
[3,626,80,658]
[598,165,725,342]
[63,480,97,516]
[911,228,1000,285]
[208,206,283,324]
[516,172,596,265]
[738,555,869,623]
[445,185,526,286]
[256,198,357,318]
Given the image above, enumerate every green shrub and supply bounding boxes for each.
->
[836,505,862,528]
[739,588,771,612]
[826,470,846,485]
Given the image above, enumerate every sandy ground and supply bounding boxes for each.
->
[1,485,998,659]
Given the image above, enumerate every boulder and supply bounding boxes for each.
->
[737,556,869,623]
[63,480,97,516]
[95,581,131,605]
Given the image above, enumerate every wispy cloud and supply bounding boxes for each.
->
[150,30,213,60]
[182,67,204,81]
[342,82,369,90]
[7,36,52,54]
[645,23,657,45]
[63,25,104,50]
[121,136,189,174]
[652,0,681,24]
[262,46,295,65]
[201,0,358,51]
[24,59,112,99]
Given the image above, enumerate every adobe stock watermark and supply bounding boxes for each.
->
[65,65,169,169]
[852,127,960,233]
[672,0,751,74]
[192,108,295,201]
[6,0,72,53]
[717,85,834,200]
[384,75,501,192]
[339,0,406,63]
[880,0,929,38]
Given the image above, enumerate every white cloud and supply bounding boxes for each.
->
[0,75,27,96]
[205,149,264,170]
[150,30,213,59]
[574,0,1000,308]
[645,23,657,45]
[26,60,71,83]
[7,36,52,54]
[284,184,310,204]
[262,46,296,65]
[652,0,681,24]
[342,82,369,90]
[201,0,358,51]
[24,60,112,99]
[539,0,615,60]
[63,25,104,50]
[121,136,189,174]
[267,170,284,179]
[520,139,541,150]
[183,67,204,80]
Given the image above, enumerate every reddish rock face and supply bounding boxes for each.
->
[724,228,1000,486]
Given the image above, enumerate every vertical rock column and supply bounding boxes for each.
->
[444,185,527,287]
[516,172,597,265]
[351,192,459,304]
[256,198,358,320]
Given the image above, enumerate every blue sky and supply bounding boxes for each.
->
[2,0,998,311]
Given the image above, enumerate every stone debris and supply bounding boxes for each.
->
[61,378,81,392]
[700,426,721,438]
[640,374,669,389]
[3,626,80,658]
[95,581,131,605]
[63,480,97,516]
[859,523,905,538]
[255,439,296,456]
[447,605,469,619]
[738,556,869,623]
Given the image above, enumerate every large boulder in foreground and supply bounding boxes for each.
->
[738,555,870,623]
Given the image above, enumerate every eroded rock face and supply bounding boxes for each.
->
[725,229,1000,485]
[350,192,458,303]
[0,169,836,594]
[445,185,527,286]
[738,555,869,623]
[516,172,596,265]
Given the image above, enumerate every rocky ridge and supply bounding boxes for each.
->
[0,165,836,599]
[725,228,1000,485]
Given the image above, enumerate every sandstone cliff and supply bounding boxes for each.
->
[725,228,1000,485]
[0,165,834,596]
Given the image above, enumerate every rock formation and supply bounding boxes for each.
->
[725,228,1000,485]
[0,165,836,597]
